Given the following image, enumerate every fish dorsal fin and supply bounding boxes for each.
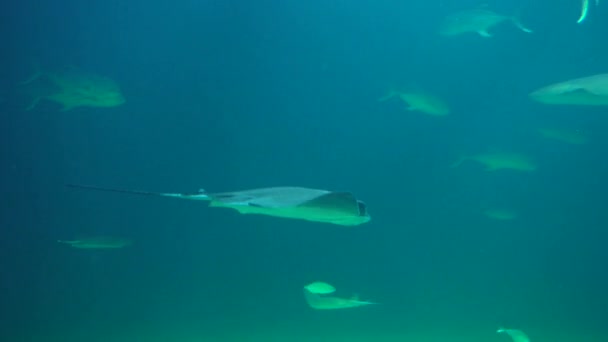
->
[300,192,360,214]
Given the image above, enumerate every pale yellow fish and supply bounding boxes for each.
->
[538,127,589,145]
[21,66,125,111]
[379,89,450,116]
[530,74,608,106]
[451,152,537,172]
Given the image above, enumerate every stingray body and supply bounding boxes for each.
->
[439,9,532,37]
[451,152,537,172]
[303,289,376,310]
[539,127,589,145]
[67,184,370,226]
[497,328,530,342]
[58,236,132,249]
[530,74,608,106]
[20,66,125,111]
[304,281,336,295]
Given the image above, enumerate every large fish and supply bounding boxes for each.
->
[58,236,132,249]
[66,184,370,226]
[529,74,608,106]
[450,152,537,172]
[20,65,125,111]
[439,9,532,37]
[379,89,450,116]
[303,288,377,310]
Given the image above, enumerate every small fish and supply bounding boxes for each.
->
[439,9,532,37]
[529,74,608,106]
[20,65,125,111]
[58,236,132,249]
[497,328,530,342]
[451,152,537,172]
[538,127,590,145]
[66,184,370,226]
[304,281,336,295]
[303,288,377,310]
[379,89,450,116]
[483,208,518,220]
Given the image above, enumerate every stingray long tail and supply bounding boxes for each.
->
[66,184,210,201]
[511,16,533,33]
[449,156,467,168]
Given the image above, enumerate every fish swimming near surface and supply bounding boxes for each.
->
[20,65,125,111]
[303,288,377,310]
[439,9,532,37]
[538,127,590,145]
[529,74,608,106]
[66,184,370,226]
[379,89,450,116]
[58,236,132,249]
[497,328,530,342]
[304,281,337,295]
[450,152,537,172]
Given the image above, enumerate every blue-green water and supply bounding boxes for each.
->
[1,1,607,341]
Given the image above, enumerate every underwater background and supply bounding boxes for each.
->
[1,0,607,341]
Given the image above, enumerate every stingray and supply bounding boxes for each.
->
[67,184,370,226]
[529,74,608,106]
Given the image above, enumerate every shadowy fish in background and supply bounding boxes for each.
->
[303,287,377,310]
[439,8,532,37]
[379,89,450,116]
[66,184,371,226]
[538,127,590,145]
[497,328,530,342]
[450,151,537,172]
[483,208,519,220]
[529,74,608,106]
[20,65,125,111]
[58,236,132,249]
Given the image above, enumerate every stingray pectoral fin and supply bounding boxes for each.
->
[300,191,360,215]
[477,30,492,37]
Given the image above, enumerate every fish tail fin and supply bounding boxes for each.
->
[511,16,533,33]
[449,156,467,168]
